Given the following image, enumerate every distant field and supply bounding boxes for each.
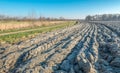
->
[0,21,76,44]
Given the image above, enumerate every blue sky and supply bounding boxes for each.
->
[0,0,120,19]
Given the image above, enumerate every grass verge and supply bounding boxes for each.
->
[0,21,76,44]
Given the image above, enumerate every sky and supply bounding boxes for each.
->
[0,0,120,19]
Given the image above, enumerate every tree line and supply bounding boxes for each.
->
[85,14,120,21]
[0,14,75,21]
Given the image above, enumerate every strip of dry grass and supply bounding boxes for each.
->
[0,21,76,44]
[0,21,66,31]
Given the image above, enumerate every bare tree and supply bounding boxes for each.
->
[28,10,37,26]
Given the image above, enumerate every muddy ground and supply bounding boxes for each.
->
[0,22,120,73]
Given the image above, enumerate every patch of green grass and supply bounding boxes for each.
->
[0,21,76,44]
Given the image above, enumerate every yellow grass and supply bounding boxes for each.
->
[0,21,66,31]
